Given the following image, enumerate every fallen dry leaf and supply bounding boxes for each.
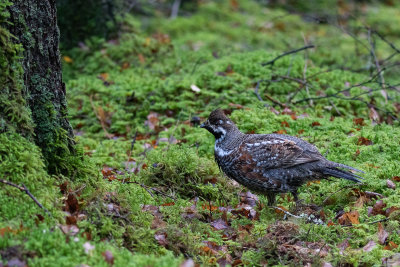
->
[83,241,95,255]
[65,193,79,214]
[210,219,229,230]
[386,206,400,217]
[338,210,360,225]
[239,191,259,207]
[138,53,145,63]
[102,250,114,265]
[387,180,396,189]
[145,112,160,131]
[338,239,349,254]
[354,194,368,208]
[369,200,386,217]
[281,121,289,127]
[161,202,175,207]
[353,118,365,126]
[155,232,168,247]
[274,129,287,134]
[201,204,218,212]
[382,253,400,266]
[378,222,389,245]
[363,240,376,252]
[357,137,372,146]
[384,241,398,251]
[5,258,26,267]
[369,106,380,123]
[63,56,73,63]
[60,224,79,236]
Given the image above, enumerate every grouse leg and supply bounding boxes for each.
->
[291,190,304,208]
[291,190,299,202]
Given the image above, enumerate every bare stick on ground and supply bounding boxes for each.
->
[0,178,52,217]
[261,45,315,66]
[125,180,177,200]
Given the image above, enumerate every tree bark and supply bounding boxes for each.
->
[6,0,75,175]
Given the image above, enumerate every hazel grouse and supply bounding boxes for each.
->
[200,109,363,206]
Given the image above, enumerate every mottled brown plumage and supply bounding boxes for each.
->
[201,109,363,205]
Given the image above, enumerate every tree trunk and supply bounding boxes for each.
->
[5,0,75,175]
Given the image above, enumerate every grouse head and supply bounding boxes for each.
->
[200,109,239,140]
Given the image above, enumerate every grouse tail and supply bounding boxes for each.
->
[322,162,364,183]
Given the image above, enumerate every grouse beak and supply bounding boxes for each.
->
[200,120,208,128]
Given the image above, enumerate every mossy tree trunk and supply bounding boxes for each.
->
[4,0,75,175]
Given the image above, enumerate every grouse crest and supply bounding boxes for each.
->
[200,109,363,205]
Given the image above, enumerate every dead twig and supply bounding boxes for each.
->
[367,218,388,225]
[322,184,365,206]
[255,80,285,107]
[71,184,86,195]
[125,181,177,200]
[261,45,315,66]
[367,28,387,103]
[302,34,313,106]
[254,80,269,107]
[130,130,138,154]
[0,178,52,217]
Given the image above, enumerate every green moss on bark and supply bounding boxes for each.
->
[0,0,33,136]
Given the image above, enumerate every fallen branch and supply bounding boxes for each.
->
[261,45,315,66]
[254,80,285,107]
[0,178,52,217]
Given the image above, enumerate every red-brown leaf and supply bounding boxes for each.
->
[353,118,365,126]
[66,193,79,214]
[384,241,398,250]
[369,200,386,217]
[281,121,289,127]
[338,211,360,225]
[357,137,372,146]
[161,202,175,207]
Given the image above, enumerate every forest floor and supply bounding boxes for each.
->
[1,0,400,266]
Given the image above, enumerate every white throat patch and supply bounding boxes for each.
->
[215,126,226,143]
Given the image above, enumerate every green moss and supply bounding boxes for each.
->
[0,0,33,136]
[0,133,57,226]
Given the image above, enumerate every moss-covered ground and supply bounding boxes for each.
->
[1,0,400,266]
